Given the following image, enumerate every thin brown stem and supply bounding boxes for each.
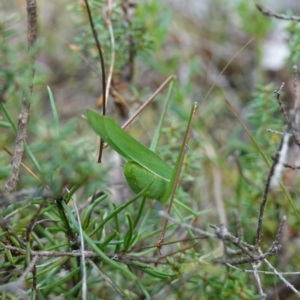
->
[254,153,278,248]
[4,0,37,193]
[254,85,286,247]
[83,0,107,163]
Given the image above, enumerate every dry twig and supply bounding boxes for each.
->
[255,84,286,248]
[83,0,107,163]
[256,4,300,22]
[4,0,37,193]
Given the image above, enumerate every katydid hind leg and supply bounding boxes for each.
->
[157,102,198,252]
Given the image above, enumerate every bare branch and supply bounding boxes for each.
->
[256,4,300,22]
[255,84,287,247]
[3,245,169,265]
[262,250,300,298]
[4,0,37,193]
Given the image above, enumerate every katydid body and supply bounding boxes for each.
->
[86,109,172,202]
[86,102,198,204]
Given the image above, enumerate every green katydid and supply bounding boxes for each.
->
[86,102,198,204]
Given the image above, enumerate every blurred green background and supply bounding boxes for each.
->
[1,0,300,299]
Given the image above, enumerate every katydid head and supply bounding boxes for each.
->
[124,161,170,202]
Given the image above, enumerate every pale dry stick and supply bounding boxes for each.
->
[252,262,266,300]
[256,4,300,22]
[4,245,168,265]
[35,218,59,225]
[226,263,300,275]
[104,0,116,106]
[4,0,37,193]
[67,188,87,300]
[217,260,300,300]
[267,129,285,135]
[260,249,300,298]
[88,259,126,299]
